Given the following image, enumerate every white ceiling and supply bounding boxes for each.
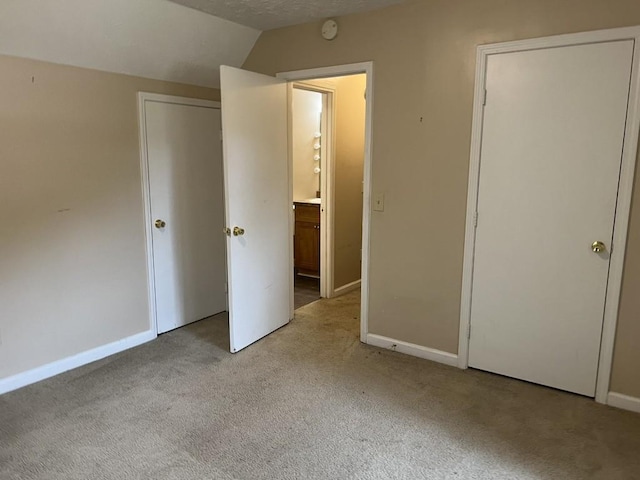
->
[168,0,407,30]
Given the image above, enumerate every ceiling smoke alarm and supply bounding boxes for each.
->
[321,19,338,40]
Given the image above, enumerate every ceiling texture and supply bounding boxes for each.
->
[168,0,407,31]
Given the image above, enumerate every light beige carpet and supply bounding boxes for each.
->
[1,291,639,479]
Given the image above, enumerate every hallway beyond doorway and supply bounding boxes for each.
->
[294,275,320,309]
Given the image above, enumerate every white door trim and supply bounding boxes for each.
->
[277,62,374,342]
[458,26,640,404]
[137,92,221,335]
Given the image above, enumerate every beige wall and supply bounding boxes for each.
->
[243,0,640,398]
[329,74,366,289]
[292,87,322,201]
[0,54,219,380]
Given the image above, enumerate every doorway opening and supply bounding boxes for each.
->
[289,73,367,318]
[218,62,373,353]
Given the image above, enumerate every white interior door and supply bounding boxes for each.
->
[220,66,291,353]
[468,41,634,396]
[145,99,227,334]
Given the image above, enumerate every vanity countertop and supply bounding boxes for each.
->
[294,198,321,205]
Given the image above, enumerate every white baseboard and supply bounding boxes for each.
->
[0,329,157,395]
[333,279,361,297]
[366,333,458,367]
[607,392,640,414]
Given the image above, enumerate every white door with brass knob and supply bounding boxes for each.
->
[467,40,634,396]
[144,96,227,334]
[221,66,290,353]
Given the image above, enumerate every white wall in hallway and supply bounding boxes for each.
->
[292,88,323,201]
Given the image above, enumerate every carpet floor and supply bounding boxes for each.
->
[1,291,639,480]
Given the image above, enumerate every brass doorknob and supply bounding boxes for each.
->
[155,219,166,229]
[592,241,606,253]
[233,226,245,236]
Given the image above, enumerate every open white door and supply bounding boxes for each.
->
[220,66,291,353]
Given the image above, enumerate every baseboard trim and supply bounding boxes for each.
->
[607,392,640,414]
[333,279,361,297]
[366,334,458,367]
[0,329,157,395]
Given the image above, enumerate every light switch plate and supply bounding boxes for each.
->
[373,193,385,212]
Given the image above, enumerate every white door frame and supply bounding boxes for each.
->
[458,26,640,404]
[137,92,222,335]
[277,62,374,342]
[289,81,337,299]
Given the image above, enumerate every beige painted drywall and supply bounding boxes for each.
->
[292,88,322,201]
[611,169,640,398]
[243,0,640,398]
[0,54,219,380]
[329,74,366,290]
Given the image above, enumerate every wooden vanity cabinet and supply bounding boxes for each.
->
[294,202,320,276]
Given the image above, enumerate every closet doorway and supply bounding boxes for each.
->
[139,93,227,335]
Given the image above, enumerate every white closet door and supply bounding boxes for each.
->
[469,41,634,396]
[146,101,226,334]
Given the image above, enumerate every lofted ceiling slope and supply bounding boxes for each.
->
[1,0,407,89]
[0,0,261,88]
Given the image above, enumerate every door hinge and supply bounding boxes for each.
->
[219,130,223,142]
[224,282,228,293]
[468,324,472,339]
[483,89,487,106]
[473,212,478,228]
